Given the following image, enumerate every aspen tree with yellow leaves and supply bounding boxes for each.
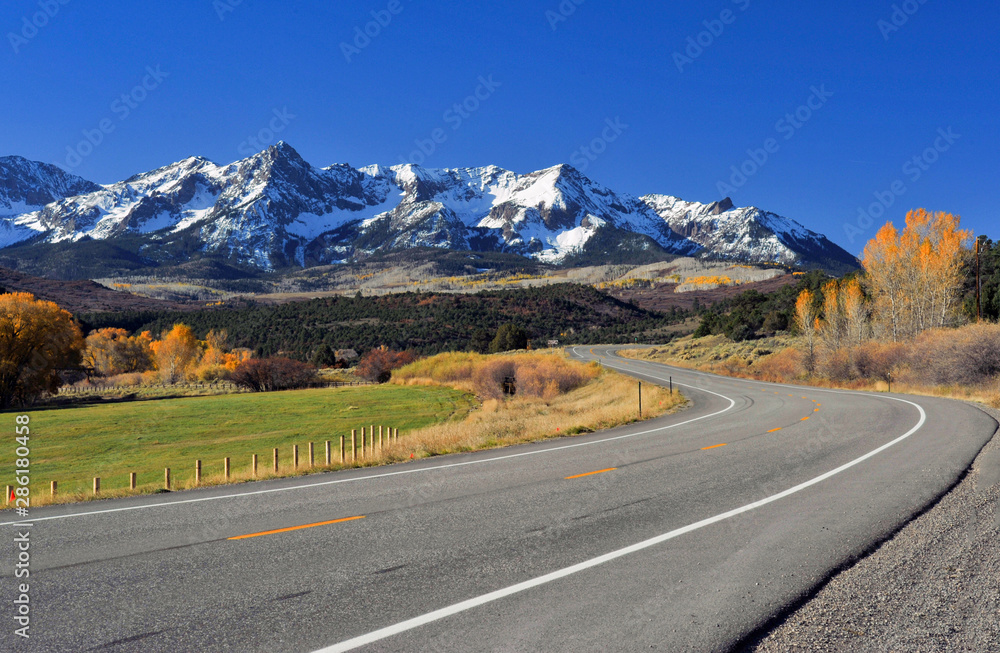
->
[862,210,972,340]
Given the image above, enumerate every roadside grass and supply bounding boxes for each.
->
[621,334,1000,408]
[5,385,475,506]
[387,350,687,457]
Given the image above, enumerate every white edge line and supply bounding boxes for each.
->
[0,362,732,527]
[314,358,928,652]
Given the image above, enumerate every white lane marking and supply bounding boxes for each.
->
[314,385,928,652]
[0,370,732,527]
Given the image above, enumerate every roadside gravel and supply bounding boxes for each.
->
[744,402,1000,653]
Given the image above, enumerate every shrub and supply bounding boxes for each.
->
[824,349,854,381]
[753,347,803,382]
[473,359,517,400]
[230,357,317,392]
[910,324,1000,386]
[356,346,417,383]
[396,352,598,401]
[851,341,909,382]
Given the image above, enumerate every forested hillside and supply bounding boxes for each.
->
[80,284,689,359]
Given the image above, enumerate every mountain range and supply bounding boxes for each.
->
[0,144,858,278]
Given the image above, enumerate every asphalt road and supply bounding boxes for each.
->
[2,347,996,652]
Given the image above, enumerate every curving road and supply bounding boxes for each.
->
[1,347,996,652]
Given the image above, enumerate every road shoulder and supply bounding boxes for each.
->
[744,402,1000,652]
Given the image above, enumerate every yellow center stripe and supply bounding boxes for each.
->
[801,416,810,421]
[701,443,727,450]
[228,515,365,540]
[768,427,782,433]
[565,468,617,480]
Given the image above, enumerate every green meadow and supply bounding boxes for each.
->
[6,385,475,499]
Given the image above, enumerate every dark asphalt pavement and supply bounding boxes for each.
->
[2,346,995,652]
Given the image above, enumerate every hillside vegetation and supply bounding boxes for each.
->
[79,284,689,359]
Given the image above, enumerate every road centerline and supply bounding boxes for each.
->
[565,468,616,480]
[228,516,365,541]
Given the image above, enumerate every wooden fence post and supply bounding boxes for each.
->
[379,425,383,451]
[165,468,171,490]
[351,429,356,462]
[325,440,332,466]
[224,457,231,480]
[339,436,345,464]
[4,485,11,505]
[195,460,202,486]
[93,477,100,495]
[293,444,299,469]
[129,473,136,490]
[252,453,258,477]
[51,480,57,497]
[273,448,279,473]
[308,442,315,468]
[361,428,366,459]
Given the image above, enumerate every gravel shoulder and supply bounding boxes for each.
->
[742,402,1000,653]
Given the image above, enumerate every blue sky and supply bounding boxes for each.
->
[3,0,996,254]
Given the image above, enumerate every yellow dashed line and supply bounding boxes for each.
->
[565,467,617,480]
[229,515,365,540]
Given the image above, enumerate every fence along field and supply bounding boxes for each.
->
[4,384,475,504]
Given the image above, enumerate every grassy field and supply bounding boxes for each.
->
[5,385,475,503]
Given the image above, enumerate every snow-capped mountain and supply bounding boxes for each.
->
[0,144,858,274]
[0,156,102,247]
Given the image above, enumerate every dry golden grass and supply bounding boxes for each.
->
[384,350,685,458]
[621,332,1000,408]
[368,367,684,460]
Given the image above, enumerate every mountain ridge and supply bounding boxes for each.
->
[0,144,859,277]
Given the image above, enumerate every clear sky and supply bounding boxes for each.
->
[3,0,996,254]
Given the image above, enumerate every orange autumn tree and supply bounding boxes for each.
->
[794,288,819,372]
[192,329,252,381]
[818,280,847,353]
[83,328,154,376]
[862,210,972,341]
[0,293,83,407]
[150,324,201,383]
[841,277,869,347]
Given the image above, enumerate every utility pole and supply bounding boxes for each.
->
[976,236,983,322]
